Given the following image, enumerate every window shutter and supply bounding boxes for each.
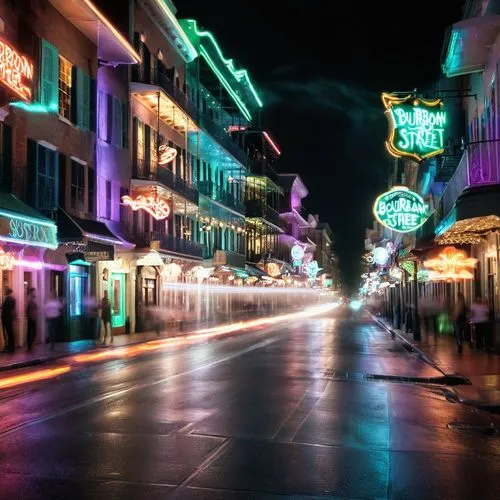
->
[144,124,151,176]
[132,33,144,82]
[27,139,37,207]
[40,39,59,111]
[71,65,78,123]
[1,124,12,192]
[132,117,138,175]
[112,97,122,147]
[89,78,97,133]
[81,72,90,131]
[98,91,107,140]
[106,93,113,143]
[122,101,128,148]
[58,153,66,208]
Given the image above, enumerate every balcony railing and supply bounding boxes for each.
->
[246,199,281,227]
[439,140,500,218]
[198,113,248,167]
[133,160,199,204]
[198,180,245,214]
[130,231,204,259]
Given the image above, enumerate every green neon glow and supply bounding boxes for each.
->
[110,272,126,328]
[0,209,58,249]
[383,94,447,162]
[11,101,51,113]
[185,19,262,108]
[373,187,429,233]
[200,46,252,121]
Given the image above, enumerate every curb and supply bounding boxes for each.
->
[372,315,471,384]
[444,388,500,414]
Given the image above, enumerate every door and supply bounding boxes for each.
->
[143,278,157,306]
[109,272,126,329]
[68,264,89,340]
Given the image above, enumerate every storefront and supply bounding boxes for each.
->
[0,193,58,347]
[55,209,132,340]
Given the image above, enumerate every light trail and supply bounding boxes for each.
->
[0,303,336,391]
[0,366,71,390]
[161,283,321,294]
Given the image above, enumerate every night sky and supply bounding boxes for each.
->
[177,1,464,293]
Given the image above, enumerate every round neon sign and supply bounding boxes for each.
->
[291,244,305,260]
[373,186,428,233]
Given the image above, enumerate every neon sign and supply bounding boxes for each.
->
[382,93,446,162]
[423,246,477,281]
[291,244,304,261]
[373,187,428,233]
[0,211,58,249]
[158,145,177,166]
[0,38,34,102]
[121,195,171,220]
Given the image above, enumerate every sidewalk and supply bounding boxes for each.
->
[375,316,500,411]
[0,331,169,372]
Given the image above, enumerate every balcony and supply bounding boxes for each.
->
[198,181,245,214]
[130,231,204,259]
[439,140,500,219]
[442,15,500,77]
[133,159,199,204]
[198,113,248,167]
[246,199,282,228]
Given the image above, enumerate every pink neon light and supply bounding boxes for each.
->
[13,259,66,271]
[158,145,177,165]
[263,131,281,155]
[122,195,171,220]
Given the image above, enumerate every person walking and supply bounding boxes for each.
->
[84,295,100,343]
[44,293,63,350]
[26,288,38,352]
[452,292,468,354]
[1,288,16,353]
[100,291,112,345]
[470,296,489,350]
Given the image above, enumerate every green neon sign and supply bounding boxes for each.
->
[382,93,447,162]
[373,187,429,233]
[0,210,58,249]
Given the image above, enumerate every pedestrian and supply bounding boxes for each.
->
[84,295,100,343]
[470,296,489,350]
[100,291,112,345]
[44,293,63,350]
[26,288,38,352]
[452,292,467,354]
[1,288,16,353]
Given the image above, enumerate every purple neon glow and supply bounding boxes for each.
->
[14,259,66,271]
[84,233,126,246]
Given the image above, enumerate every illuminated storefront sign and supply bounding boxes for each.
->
[158,145,177,166]
[122,195,171,220]
[265,262,281,277]
[0,38,34,102]
[423,246,477,281]
[0,212,58,249]
[306,260,320,279]
[382,93,446,162]
[373,187,428,233]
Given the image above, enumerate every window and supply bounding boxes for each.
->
[88,168,94,215]
[29,142,58,211]
[106,180,112,219]
[136,120,145,174]
[71,160,85,211]
[58,56,72,120]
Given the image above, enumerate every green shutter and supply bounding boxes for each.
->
[81,71,90,130]
[40,39,59,111]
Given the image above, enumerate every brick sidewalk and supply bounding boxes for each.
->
[375,315,500,410]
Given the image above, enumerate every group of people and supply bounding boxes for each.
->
[420,294,493,353]
[0,288,114,353]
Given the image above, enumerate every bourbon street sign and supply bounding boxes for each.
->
[373,187,429,233]
[382,93,446,162]
[0,211,58,249]
[0,37,34,102]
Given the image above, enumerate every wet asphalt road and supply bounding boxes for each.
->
[0,311,499,499]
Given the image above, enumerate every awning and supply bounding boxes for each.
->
[57,209,129,247]
[47,0,140,65]
[435,185,500,245]
[0,191,58,249]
